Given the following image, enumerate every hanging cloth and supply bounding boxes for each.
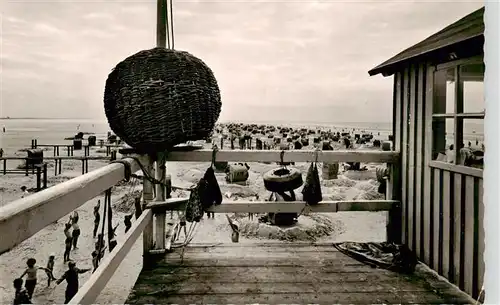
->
[107,189,114,247]
[302,162,322,205]
[202,167,222,208]
[198,146,223,211]
[185,179,206,222]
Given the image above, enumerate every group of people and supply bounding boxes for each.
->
[14,257,91,304]
[13,198,133,305]
[13,208,90,304]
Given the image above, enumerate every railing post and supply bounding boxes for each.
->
[43,163,47,189]
[3,159,6,175]
[36,165,41,191]
[142,155,155,265]
[386,162,402,244]
[154,153,167,250]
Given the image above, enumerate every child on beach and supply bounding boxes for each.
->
[70,212,81,249]
[95,234,106,260]
[20,186,29,198]
[93,201,100,238]
[108,224,119,252]
[19,258,50,299]
[45,254,58,287]
[56,261,91,304]
[124,213,133,233]
[92,241,107,273]
[13,278,31,305]
[63,221,73,262]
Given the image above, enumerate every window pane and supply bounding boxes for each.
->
[461,63,485,113]
[432,118,454,162]
[433,68,455,114]
[460,118,484,169]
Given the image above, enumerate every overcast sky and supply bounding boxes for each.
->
[1,0,483,123]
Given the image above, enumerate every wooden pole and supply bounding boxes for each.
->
[142,156,154,266]
[157,0,167,48]
[43,163,47,189]
[36,166,41,191]
[154,153,166,250]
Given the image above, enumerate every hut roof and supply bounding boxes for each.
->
[368,7,484,77]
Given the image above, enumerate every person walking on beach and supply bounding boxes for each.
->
[70,212,81,249]
[45,254,58,287]
[124,213,133,233]
[95,233,106,260]
[63,221,73,262]
[19,258,51,299]
[13,278,31,305]
[56,261,91,304]
[93,201,101,238]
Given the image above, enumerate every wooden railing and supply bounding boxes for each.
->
[427,160,484,298]
[0,149,401,305]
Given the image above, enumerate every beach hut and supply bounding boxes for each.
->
[369,7,485,300]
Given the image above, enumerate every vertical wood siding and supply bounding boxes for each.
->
[393,63,484,299]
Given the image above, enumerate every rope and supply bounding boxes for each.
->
[168,0,175,49]
[111,160,132,182]
[165,0,171,49]
[96,190,109,268]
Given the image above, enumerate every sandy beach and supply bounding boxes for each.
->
[1,122,391,304]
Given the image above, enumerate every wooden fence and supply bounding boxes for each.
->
[0,150,400,304]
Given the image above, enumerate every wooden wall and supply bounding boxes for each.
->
[393,63,484,299]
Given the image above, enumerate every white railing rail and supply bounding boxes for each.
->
[0,158,140,254]
[166,149,399,163]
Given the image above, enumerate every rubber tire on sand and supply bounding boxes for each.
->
[263,167,303,193]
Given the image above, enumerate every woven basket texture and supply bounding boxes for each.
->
[104,47,221,153]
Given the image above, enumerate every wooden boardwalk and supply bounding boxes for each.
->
[127,243,473,304]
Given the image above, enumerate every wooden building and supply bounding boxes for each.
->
[369,7,485,300]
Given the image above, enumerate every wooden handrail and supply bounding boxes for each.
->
[167,149,400,163]
[146,198,399,213]
[429,160,483,178]
[0,158,140,254]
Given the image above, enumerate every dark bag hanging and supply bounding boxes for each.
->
[203,166,223,209]
[185,180,205,222]
[312,162,322,201]
[302,162,323,205]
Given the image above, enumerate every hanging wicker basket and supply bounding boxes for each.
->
[104,47,222,153]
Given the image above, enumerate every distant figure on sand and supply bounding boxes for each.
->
[2,125,5,133]
[0,148,3,158]
[13,278,31,305]
[45,254,57,287]
[20,186,29,198]
[108,224,119,252]
[93,201,101,238]
[92,241,107,273]
[70,212,81,249]
[124,213,133,233]
[19,258,51,299]
[95,234,106,260]
[56,261,91,304]
[63,221,73,262]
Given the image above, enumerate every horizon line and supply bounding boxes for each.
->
[0,117,393,124]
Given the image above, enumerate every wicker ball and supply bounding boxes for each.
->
[104,47,221,153]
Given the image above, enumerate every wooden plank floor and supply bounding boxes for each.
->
[127,243,474,304]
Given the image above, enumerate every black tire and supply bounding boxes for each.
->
[263,168,303,192]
